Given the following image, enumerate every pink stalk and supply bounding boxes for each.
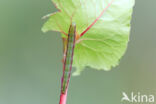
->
[59,90,68,104]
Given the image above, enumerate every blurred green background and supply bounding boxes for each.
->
[0,0,156,104]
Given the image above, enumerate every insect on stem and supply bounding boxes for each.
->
[59,22,76,104]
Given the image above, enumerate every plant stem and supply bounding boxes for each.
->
[59,23,76,104]
[59,90,67,104]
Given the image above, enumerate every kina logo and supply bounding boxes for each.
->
[121,92,155,103]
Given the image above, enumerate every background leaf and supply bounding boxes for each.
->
[42,0,135,75]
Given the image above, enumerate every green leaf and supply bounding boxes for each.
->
[42,0,135,75]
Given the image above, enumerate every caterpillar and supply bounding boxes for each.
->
[61,23,76,94]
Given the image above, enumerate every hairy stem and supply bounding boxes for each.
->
[59,23,76,104]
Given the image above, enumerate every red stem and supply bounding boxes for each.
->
[80,0,114,37]
[59,90,68,104]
